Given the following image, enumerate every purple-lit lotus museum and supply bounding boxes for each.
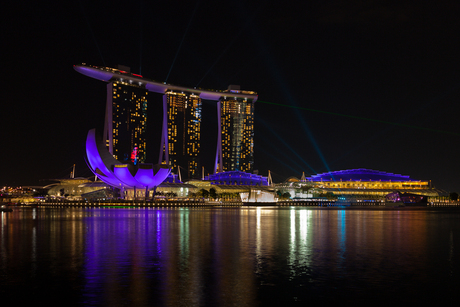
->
[85,129,170,194]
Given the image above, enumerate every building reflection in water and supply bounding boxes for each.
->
[288,208,314,279]
[1,207,459,305]
[81,208,260,305]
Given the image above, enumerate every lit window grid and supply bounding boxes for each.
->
[110,81,148,163]
[164,92,202,176]
[220,99,254,172]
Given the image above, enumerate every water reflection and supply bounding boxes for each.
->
[1,207,460,305]
[288,208,313,279]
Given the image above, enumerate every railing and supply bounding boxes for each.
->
[32,199,243,207]
[277,201,460,207]
[26,200,460,208]
[428,202,460,207]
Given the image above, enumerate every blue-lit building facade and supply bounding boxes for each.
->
[187,170,271,197]
[277,169,441,199]
[205,170,268,186]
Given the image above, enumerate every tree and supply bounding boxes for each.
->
[325,192,337,200]
[282,192,291,200]
[209,188,217,199]
[199,189,209,198]
[300,185,314,193]
[449,192,459,201]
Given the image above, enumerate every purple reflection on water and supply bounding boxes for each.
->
[73,208,460,306]
[81,209,166,306]
[337,210,346,267]
[156,210,161,255]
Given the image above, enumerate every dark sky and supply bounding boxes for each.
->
[2,0,460,192]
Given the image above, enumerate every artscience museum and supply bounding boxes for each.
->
[85,129,171,198]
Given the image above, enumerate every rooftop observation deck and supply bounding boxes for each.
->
[74,64,258,102]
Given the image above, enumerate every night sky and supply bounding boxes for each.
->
[3,1,460,192]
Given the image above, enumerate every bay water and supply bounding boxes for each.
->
[1,207,459,306]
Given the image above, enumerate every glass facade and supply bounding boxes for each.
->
[110,81,148,163]
[219,97,254,172]
[163,91,202,179]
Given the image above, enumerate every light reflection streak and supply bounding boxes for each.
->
[299,209,308,245]
[338,210,346,264]
[156,210,161,255]
[0,212,5,270]
[180,208,190,261]
[2,207,459,306]
[288,208,313,278]
[337,210,347,267]
[299,210,312,271]
[288,208,296,278]
[449,230,454,277]
[254,207,262,275]
[290,208,296,242]
[31,226,36,277]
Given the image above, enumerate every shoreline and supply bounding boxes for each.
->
[8,201,460,211]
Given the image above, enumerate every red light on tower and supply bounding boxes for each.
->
[131,147,139,165]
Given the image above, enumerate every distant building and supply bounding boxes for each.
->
[186,171,271,197]
[276,169,441,200]
[205,170,268,186]
[46,178,110,200]
[308,169,439,197]
[385,191,428,204]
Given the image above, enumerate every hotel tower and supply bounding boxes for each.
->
[159,91,202,179]
[215,86,255,173]
[103,66,148,164]
[74,64,257,178]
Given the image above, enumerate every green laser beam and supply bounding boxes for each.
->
[257,100,460,136]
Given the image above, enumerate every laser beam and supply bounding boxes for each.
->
[258,100,460,136]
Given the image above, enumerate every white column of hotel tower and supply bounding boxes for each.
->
[158,94,169,165]
[214,99,223,173]
[103,82,114,154]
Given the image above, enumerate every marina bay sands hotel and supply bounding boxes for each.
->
[74,64,258,179]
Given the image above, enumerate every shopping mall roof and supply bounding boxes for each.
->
[307,169,414,182]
